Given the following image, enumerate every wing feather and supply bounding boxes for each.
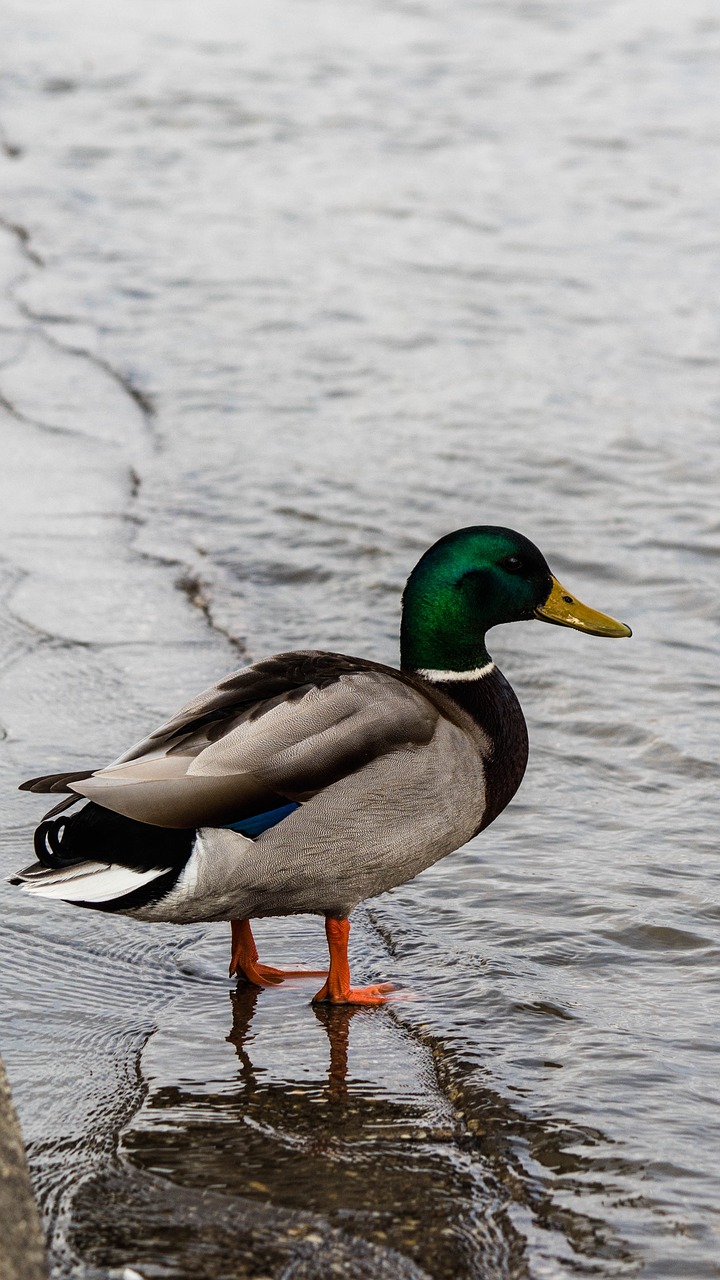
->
[67,653,441,828]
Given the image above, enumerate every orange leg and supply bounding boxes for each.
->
[312,916,394,1006]
[229,919,328,986]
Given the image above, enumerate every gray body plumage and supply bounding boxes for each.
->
[15,654,505,922]
[130,703,488,922]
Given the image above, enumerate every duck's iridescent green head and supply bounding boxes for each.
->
[400,526,631,674]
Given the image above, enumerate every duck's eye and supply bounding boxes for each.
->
[502,555,524,573]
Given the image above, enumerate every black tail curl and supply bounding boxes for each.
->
[34,817,82,868]
[32,803,196,873]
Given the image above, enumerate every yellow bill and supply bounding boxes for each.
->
[535,576,632,638]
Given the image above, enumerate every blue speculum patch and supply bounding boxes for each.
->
[224,801,300,838]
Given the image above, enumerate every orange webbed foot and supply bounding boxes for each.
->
[312,980,395,1006]
[312,917,396,1005]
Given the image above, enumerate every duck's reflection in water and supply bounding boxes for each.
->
[313,1001,363,1097]
[227,982,363,1100]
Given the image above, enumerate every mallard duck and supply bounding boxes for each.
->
[12,527,630,1004]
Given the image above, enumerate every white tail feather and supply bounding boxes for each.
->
[16,861,169,903]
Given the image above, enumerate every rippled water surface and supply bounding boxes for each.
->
[1,1,719,1276]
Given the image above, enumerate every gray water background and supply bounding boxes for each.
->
[0,0,719,1276]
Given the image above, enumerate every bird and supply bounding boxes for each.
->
[12,526,631,1005]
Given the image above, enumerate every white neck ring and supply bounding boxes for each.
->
[414,661,495,683]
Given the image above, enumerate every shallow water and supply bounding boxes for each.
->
[1,0,719,1276]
